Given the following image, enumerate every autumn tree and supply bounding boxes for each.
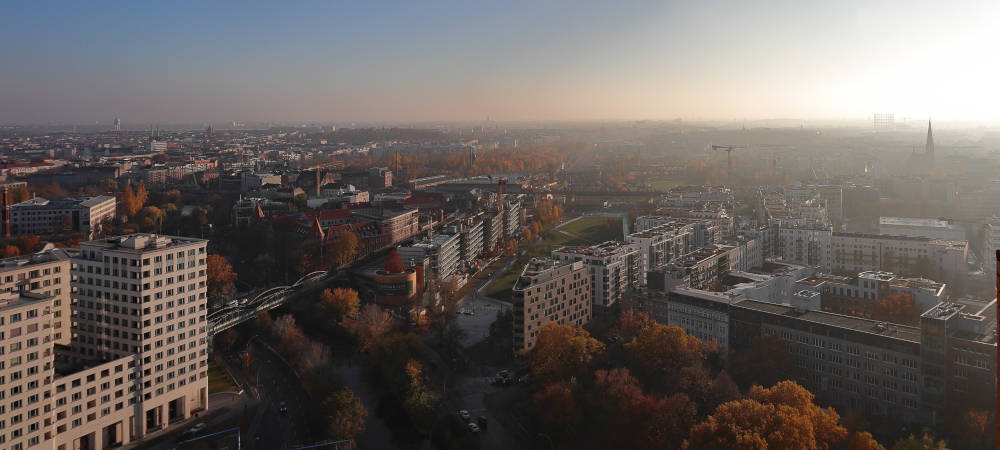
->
[135,180,148,208]
[220,329,238,349]
[871,292,920,326]
[323,388,367,444]
[137,206,165,232]
[15,235,40,254]
[534,382,581,440]
[1,245,19,257]
[328,230,361,267]
[891,433,949,450]
[612,309,654,340]
[319,287,361,323]
[121,184,140,217]
[273,315,306,365]
[384,248,405,273]
[350,304,393,352]
[206,254,238,306]
[689,381,883,449]
[402,360,439,430]
[530,323,605,385]
[624,323,704,391]
[10,185,30,202]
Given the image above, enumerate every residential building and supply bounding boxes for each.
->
[0,233,209,450]
[551,241,641,310]
[830,232,968,284]
[399,232,461,283]
[777,222,832,268]
[646,245,731,292]
[667,287,737,350]
[796,271,947,317]
[0,248,72,345]
[512,258,591,351]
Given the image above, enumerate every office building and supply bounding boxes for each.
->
[512,258,591,351]
[8,196,117,239]
[879,217,966,241]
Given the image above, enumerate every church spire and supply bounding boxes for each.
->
[925,119,935,160]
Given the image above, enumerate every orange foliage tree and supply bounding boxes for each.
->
[206,254,238,306]
[870,292,920,325]
[612,309,654,341]
[529,323,605,385]
[688,381,883,449]
[319,287,361,323]
[625,322,704,391]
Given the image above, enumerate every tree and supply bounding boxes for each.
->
[384,248,405,273]
[328,230,361,267]
[612,309,654,340]
[871,292,920,326]
[323,388,367,444]
[220,329,238,349]
[892,433,949,450]
[135,180,148,208]
[121,184,139,217]
[15,235,40,254]
[402,360,439,430]
[729,334,792,389]
[10,185,30,202]
[153,152,170,163]
[530,323,605,385]
[206,254,238,307]
[625,323,704,390]
[137,206,165,232]
[687,398,817,449]
[255,310,273,329]
[319,288,361,323]
[1,245,19,257]
[534,382,581,439]
[273,315,306,365]
[351,304,393,352]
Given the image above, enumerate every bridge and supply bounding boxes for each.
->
[207,270,330,336]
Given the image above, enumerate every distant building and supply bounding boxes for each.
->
[512,258,591,351]
[878,217,965,241]
[8,196,116,238]
[795,270,947,316]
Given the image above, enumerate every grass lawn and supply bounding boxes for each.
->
[557,216,623,242]
[208,359,238,393]
[648,177,680,191]
[482,216,625,301]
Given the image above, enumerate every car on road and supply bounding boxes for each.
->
[468,422,481,433]
[183,423,207,437]
[458,409,470,421]
[279,401,288,413]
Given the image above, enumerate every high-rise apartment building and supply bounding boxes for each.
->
[551,241,641,310]
[512,258,591,351]
[0,234,209,450]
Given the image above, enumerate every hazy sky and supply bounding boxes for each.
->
[1,0,997,124]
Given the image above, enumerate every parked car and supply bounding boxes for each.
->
[183,423,207,436]
[458,409,470,421]
[279,401,288,413]
[468,423,481,433]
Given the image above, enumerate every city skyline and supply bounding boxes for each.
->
[2,0,998,124]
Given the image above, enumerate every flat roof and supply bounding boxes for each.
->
[80,234,207,253]
[879,216,955,229]
[734,299,923,344]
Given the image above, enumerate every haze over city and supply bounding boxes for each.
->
[2,0,999,124]
[1,1,999,450]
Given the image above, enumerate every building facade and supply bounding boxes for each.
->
[512,259,591,351]
[551,241,641,310]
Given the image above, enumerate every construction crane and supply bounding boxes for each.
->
[709,144,747,186]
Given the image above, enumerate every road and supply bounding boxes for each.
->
[244,340,312,449]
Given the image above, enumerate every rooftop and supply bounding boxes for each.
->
[735,298,923,343]
[553,240,636,258]
[0,291,51,313]
[81,234,207,252]
[879,216,956,229]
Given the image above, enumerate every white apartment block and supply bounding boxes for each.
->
[0,234,209,450]
[0,249,72,346]
[512,259,591,351]
[551,241,641,309]
[399,232,461,283]
[777,223,832,268]
[626,221,696,278]
[9,196,116,239]
[830,232,967,284]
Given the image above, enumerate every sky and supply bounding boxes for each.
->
[1,0,998,124]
